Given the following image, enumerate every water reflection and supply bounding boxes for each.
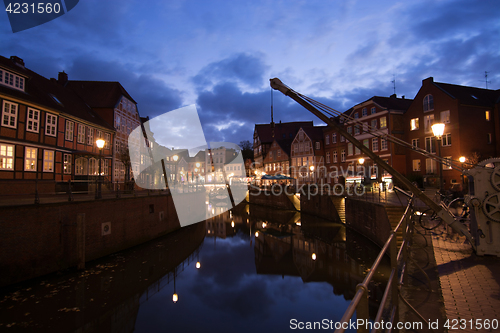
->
[0,203,389,332]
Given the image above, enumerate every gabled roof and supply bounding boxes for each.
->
[0,55,113,130]
[275,139,292,155]
[433,81,500,108]
[255,121,314,143]
[299,125,326,142]
[66,80,136,108]
[353,95,413,112]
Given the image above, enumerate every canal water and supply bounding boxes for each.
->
[0,203,390,332]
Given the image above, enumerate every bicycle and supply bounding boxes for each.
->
[419,191,469,231]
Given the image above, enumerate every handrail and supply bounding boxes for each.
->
[335,195,415,333]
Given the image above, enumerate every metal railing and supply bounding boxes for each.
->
[335,187,421,333]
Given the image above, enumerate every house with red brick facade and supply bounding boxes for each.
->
[290,126,325,186]
[0,55,115,195]
[404,77,500,190]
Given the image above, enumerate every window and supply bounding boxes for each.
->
[372,138,379,152]
[65,120,74,141]
[425,137,436,153]
[25,147,37,171]
[371,119,377,129]
[75,157,86,175]
[380,117,387,128]
[26,108,40,133]
[45,114,57,136]
[410,118,419,131]
[354,125,360,135]
[355,146,360,155]
[362,108,367,117]
[443,156,452,170]
[412,138,419,148]
[423,94,434,112]
[371,107,376,114]
[0,144,14,170]
[440,110,450,123]
[412,160,421,171]
[333,151,338,163]
[77,124,85,143]
[277,150,281,157]
[426,158,437,174]
[63,154,72,174]
[442,133,451,146]
[115,115,121,130]
[348,143,353,156]
[424,114,434,133]
[87,127,94,145]
[341,150,346,162]
[381,138,388,150]
[2,101,18,128]
[354,113,359,119]
[340,135,345,142]
[43,150,54,172]
[363,139,369,149]
[0,70,25,91]
[326,152,330,163]
[486,110,490,121]
[315,142,320,150]
[347,126,352,135]
[325,135,330,145]
[332,133,337,143]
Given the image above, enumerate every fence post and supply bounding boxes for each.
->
[356,285,370,333]
[390,231,399,324]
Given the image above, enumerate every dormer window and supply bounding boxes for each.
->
[423,94,434,112]
[0,69,25,91]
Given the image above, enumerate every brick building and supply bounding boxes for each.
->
[290,126,325,185]
[404,77,500,190]
[0,56,114,195]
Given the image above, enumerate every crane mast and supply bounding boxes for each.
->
[269,78,475,250]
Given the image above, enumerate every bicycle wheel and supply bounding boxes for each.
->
[419,208,442,230]
[448,198,466,218]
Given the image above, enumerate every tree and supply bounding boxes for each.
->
[239,140,254,161]
[117,147,132,182]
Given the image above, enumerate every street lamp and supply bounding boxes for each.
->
[432,123,445,191]
[173,155,179,187]
[95,139,105,199]
[309,165,315,184]
[459,156,466,191]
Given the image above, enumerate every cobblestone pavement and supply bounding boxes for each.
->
[431,235,500,332]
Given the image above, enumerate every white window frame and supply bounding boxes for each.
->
[87,127,94,145]
[333,151,338,163]
[372,138,379,152]
[440,110,450,124]
[45,114,57,137]
[425,137,436,153]
[410,118,419,131]
[442,133,451,147]
[25,147,37,171]
[0,143,14,170]
[380,117,387,128]
[424,114,434,133]
[370,107,376,115]
[362,108,367,117]
[0,70,25,91]
[443,156,452,170]
[63,154,72,174]
[65,120,74,141]
[26,108,40,133]
[326,152,330,164]
[2,101,18,128]
[381,138,388,151]
[423,94,434,112]
[426,158,437,174]
[341,150,346,162]
[77,124,85,143]
[412,138,419,148]
[43,150,54,172]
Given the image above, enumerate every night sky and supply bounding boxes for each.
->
[3,0,499,145]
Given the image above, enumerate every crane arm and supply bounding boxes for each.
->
[270,78,475,249]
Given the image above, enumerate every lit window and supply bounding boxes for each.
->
[26,108,40,133]
[486,111,490,121]
[0,144,14,170]
[424,115,434,133]
[380,117,387,128]
[412,160,421,171]
[410,118,419,131]
[426,159,437,174]
[443,157,452,170]
[25,147,37,171]
[2,101,18,128]
[43,150,54,172]
[63,154,72,174]
[65,120,74,141]
[440,110,450,123]
[45,114,57,137]
[423,94,434,112]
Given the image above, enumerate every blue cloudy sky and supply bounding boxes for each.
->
[2,0,499,145]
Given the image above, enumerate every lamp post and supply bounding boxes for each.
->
[309,165,315,184]
[96,139,105,199]
[459,156,466,191]
[173,155,179,187]
[431,123,445,191]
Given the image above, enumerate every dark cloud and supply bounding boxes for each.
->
[193,53,269,90]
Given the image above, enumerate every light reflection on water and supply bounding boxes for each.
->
[0,203,389,332]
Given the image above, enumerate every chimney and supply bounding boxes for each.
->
[58,71,68,86]
[390,93,397,98]
[402,95,405,99]
[10,56,25,67]
[423,77,434,85]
